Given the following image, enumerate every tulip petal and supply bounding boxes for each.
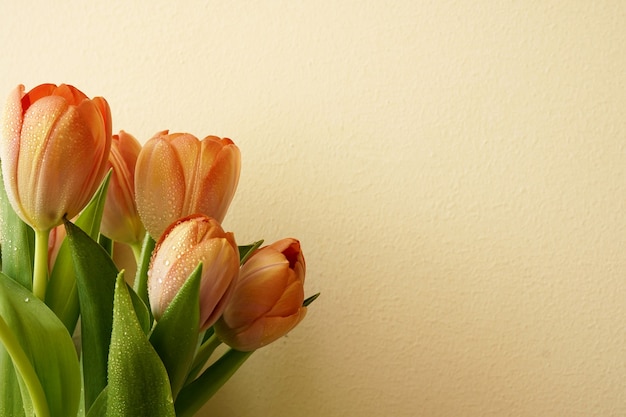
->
[267,278,305,317]
[222,257,289,328]
[51,84,88,105]
[135,135,186,239]
[197,138,240,223]
[101,131,144,244]
[20,84,56,108]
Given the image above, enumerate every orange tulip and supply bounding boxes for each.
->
[0,84,112,231]
[148,214,240,330]
[214,238,307,351]
[134,131,240,240]
[101,130,145,245]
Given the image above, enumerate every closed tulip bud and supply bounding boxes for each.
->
[135,131,240,239]
[214,238,307,351]
[1,84,112,231]
[101,130,145,245]
[148,214,239,330]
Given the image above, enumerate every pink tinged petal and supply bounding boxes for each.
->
[1,85,26,216]
[147,215,239,330]
[15,96,72,228]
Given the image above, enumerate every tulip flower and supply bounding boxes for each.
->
[1,83,111,299]
[1,83,112,232]
[148,214,239,330]
[214,238,307,351]
[101,130,145,249]
[135,131,240,240]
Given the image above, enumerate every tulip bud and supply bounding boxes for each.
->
[101,130,145,245]
[148,214,239,330]
[134,131,240,240]
[214,238,307,351]
[0,84,112,231]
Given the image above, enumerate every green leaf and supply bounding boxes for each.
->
[0,346,26,417]
[149,263,202,399]
[133,232,156,309]
[0,162,35,290]
[64,220,117,412]
[46,172,111,333]
[85,387,107,417]
[175,348,253,417]
[303,292,321,306]
[65,219,151,413]
[185,331,222,385]
[238,240,263,265]
[106,271,176,417]
[0,273,81,417]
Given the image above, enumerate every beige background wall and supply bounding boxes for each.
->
[2,1,626,416]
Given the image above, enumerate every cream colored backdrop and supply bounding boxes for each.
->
[2,1,626,416]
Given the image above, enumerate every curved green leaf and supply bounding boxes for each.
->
[0,273,81,417]
[64,219,117,411]
[0,346,26,417]
[238,240,263,265]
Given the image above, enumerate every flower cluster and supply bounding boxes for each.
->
[0,83,317,417]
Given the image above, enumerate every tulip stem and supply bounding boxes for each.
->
[130,242,143,265]
[32,229,50,300]
[186,332,223,384]
[175,348,253,417]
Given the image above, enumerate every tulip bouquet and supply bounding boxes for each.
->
[0,84,317,417]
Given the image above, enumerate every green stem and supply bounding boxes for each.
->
[175,348,253,417]
[32,229,49,301]
[129,241,143,266]
[185,332,223,384]
[0,315,50,417]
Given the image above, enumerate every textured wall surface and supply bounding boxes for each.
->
[2,1,626,416]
